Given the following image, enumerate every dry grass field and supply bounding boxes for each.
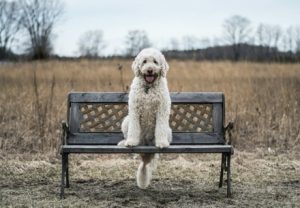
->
[0,60,300,207]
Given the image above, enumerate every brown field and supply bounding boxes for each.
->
[0,60,300,207]
[1,59,299,153]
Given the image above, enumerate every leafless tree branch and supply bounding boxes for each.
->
[77,30,106,58]
[19,0,64,59]
[0,0,20,59]
[125,30,151,57]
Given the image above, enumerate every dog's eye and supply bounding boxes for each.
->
[153,59,158,64]
[143,60,147,64]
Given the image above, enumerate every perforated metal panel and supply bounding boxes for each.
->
[78,103,213,133]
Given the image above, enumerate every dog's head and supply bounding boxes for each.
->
[132,48,169,84]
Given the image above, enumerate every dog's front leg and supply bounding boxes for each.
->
[125,111,141,147]
[155,102,172,148]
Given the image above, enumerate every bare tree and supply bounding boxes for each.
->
[212,37,223,47]
[125,30,151,57]
[168,38,180,51]
[256,23,283,60]
[182,35,200,50]
[0,0,20,59]
[256,23,271,47]
[295,26,300,53]
[223,15,251,61]
[256,24,282,48]
[19,0,64,59]
[272,26,283,49]
[199,37,211,49]
[281,33,289,52]
[256,24,264,47]
[285,26,296,57]
[283,26,300,60]
[77,30,105,57]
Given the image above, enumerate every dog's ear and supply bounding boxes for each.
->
[131,56,141,77]
[160,54,169,77]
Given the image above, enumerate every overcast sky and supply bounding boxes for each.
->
[54,0,300,56]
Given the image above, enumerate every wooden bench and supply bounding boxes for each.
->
[60,92,234,198]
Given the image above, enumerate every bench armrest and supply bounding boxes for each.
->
[61,121,69,145]
[224,122,234,145]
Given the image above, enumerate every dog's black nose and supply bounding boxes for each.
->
[147,70,153,74]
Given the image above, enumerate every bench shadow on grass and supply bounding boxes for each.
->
[63,178,227,205]
[57,178,300,207]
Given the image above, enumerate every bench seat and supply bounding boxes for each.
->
[61,144,233,154]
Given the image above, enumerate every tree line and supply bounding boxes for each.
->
[1,0,299,61]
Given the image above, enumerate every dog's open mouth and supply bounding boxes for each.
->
[144,74,158,84]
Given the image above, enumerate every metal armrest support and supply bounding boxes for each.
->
[61,121,69,145]
[224,122,234,145]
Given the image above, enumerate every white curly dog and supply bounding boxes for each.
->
[118,48,172,189]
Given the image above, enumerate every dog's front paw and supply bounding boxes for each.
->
[125,139,139,147]
[117,140,126,147]
[155,139,170,148]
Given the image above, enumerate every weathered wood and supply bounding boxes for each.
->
[67,132,224,145]
[61,145,233,154]
[68,92,224,103]
[69,103,80,133]
[68,133,123,144]
[171,92,224,103]
[171,132,224,144]
[69,92,129,103]
[213,103,224,135]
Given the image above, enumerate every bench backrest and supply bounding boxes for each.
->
[67,92,225,145]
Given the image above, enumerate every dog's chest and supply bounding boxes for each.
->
[136,92,160,114]
[137,93,160,142]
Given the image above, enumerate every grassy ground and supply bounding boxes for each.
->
[1,151,299,207]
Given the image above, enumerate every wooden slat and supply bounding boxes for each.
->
[69,92,128,103]
[68,92,224,103]
[172,132,224,144]
[68,133,123,145]
[171,92,224,103]
[213,103,224,135]
[67,132,225,145]
[69,103,80,133]
[61,145,233,154]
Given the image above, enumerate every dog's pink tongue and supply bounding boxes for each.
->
[145,75,155,83]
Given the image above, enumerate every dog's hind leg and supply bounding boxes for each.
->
[118,116,129,146]
[137,154,156,189]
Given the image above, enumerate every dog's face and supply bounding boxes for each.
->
[132,48,169,84]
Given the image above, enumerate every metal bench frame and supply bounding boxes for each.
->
[60,92,234,198]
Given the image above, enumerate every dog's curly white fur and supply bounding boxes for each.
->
[118,48,172,189]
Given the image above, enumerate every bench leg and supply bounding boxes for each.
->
[219,153,225,188]
[66,154,70,188]
[226,153,232,197]
[60,153,67,199]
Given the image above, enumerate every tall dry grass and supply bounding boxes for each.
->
[0,60,299,154]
